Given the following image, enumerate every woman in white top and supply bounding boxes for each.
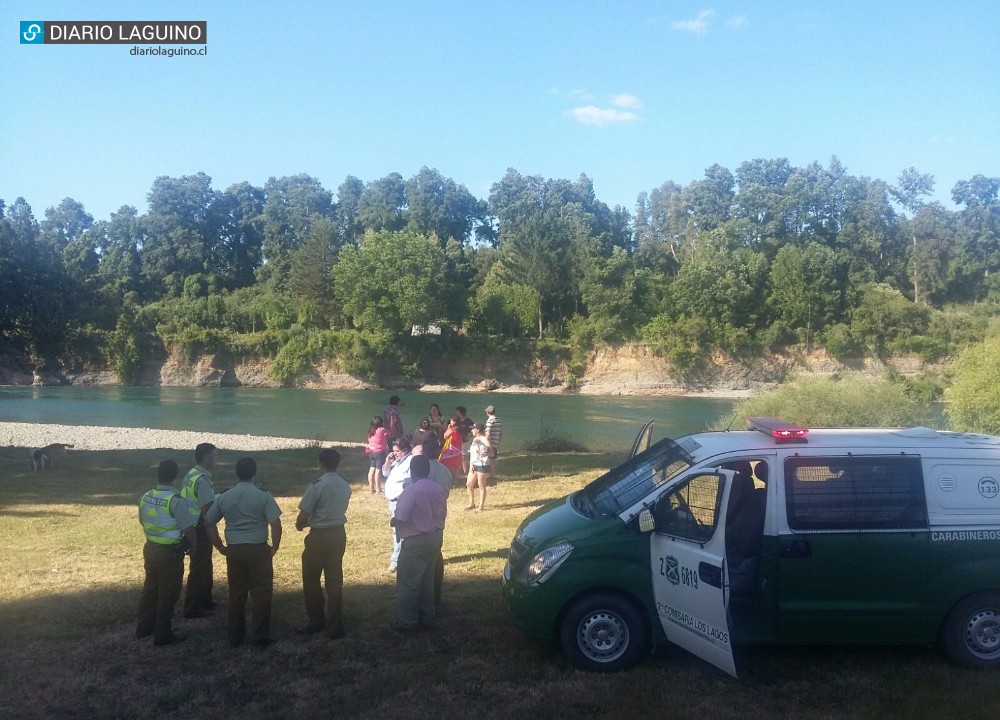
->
[466,423,492,512]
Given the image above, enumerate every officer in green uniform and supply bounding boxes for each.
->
[295,448,351,639]
[180,442,217,618]
[205,457,282,647]
[136,460,197,646]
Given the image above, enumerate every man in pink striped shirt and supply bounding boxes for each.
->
[389,455,447,633]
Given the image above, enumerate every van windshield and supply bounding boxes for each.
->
[575,437,693,517]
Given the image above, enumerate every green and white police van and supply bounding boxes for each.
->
[502,418,1000,675]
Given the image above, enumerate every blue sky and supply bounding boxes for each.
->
[2,1,997,222]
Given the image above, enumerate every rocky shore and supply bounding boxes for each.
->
[0,422,360,452]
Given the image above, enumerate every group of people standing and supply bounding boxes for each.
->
[364,397,504,512]
[135,399,505,646]
[136,443,348,647]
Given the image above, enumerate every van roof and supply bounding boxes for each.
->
[681,427,1000,460]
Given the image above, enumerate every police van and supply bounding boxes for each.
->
[501,418,1000,676]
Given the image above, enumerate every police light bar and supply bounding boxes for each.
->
[747,417,809,443]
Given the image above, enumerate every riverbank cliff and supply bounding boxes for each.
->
[0,345,941,398]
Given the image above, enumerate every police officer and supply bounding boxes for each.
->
[295,448,351,639]
[136,460,196,646]
[205,457,282,648]
[180,442,217,618]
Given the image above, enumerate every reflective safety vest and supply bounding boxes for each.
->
[180,468,210,526]
[140,488,182,544]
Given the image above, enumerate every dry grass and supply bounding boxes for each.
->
[1,444,999,720]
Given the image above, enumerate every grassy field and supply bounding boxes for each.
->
[1,443,999,720]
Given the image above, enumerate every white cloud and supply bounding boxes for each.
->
[727,15,747,29]
[566,105,639,127]
[570,88,595,101]
[610,93,643,110]
[672,9,715,34]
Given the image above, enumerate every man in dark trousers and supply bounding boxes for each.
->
[296,448,351,639]
[136,460,197,646]
[180,442,217,618]
[205,457,282,648]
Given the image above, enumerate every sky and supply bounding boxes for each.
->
[2,1,998,223]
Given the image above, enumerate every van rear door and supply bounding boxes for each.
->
[650,469,737,677]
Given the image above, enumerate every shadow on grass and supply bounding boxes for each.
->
[444,548,508,564]
[489,498,555,511]
[0,508,80,518]
[3,575,998,720]
[0,446,616,508]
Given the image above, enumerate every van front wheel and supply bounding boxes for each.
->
[560,593,645,672]
[943,591,1000,668]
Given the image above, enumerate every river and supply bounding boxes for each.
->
[0,386,735,453]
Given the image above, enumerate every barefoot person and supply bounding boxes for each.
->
[136,460,197,646]
[466,423,492,511]
[296,448,351,639]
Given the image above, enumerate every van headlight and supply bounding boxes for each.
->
[518,543,573,586]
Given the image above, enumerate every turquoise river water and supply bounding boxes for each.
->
[0,386,736,453]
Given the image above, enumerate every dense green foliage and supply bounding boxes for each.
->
[2,160,998,383]
[718,376,935,429]
[945,336,1000,434]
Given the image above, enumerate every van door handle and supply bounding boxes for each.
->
[699,562,722,588]
[779,539,811,559]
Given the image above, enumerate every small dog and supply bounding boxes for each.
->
[29,443,74,471]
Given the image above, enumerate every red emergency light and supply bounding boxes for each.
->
[747,417,809,443]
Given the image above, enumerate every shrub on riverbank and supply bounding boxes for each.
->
[717,376,935,429]
[946,335,1000,434]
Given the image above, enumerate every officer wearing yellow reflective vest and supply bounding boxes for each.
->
[180,442,217,618]
[136,460,197,645]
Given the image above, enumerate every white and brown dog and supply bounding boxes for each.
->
[29,443,74,471]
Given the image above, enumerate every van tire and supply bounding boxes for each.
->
[942,591,1000,668]
[560,592,646,672]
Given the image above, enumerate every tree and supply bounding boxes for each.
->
[668,228,769,351]
[357,173,406,233]
[97,205,144,303]
[289,216,340,326]
[905,202,954,306]
[946,335,1000,434]
[259,174,334,289]
[140,173,221,298]
[331,229,446,335]
[951,175,1000,301]
[890,167,935,302]
[39,198,93,259]
[469,263,539,338]
[733,157,794,251]
[767,242,843,349]
[213,182,265,289]
[404,166,487,246]
[335,175,365,246]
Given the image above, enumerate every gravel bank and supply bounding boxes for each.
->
[0,422,360,452]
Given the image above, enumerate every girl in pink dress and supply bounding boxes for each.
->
[438,416,464,485]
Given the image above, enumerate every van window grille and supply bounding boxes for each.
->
[784,455,927,531]
[583,437,692,516]
[655,473,725,542]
